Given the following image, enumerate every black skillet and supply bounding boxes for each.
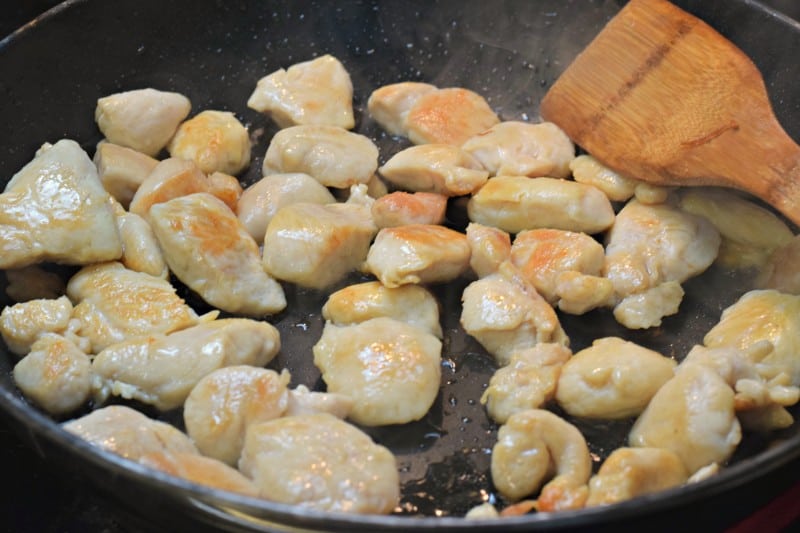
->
[0,1,798,531]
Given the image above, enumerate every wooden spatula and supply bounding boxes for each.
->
[539,0,800,225]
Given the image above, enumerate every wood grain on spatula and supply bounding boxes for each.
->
[540,0,800,225]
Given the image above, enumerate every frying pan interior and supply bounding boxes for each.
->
[0,0,798,531]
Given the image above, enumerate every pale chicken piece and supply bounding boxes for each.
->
[404,87,500,146]
[613,281,685,330]
[63,405,198,460]
[364,224,471,288]
[285,385,354,419]
[679,187,793,269]
[4,265,66,302]
[367,82,438,136]
[586,447,688,507]
[167,110,251,175]
[569,154,637,202]
[239,413,400,514]
[461,262,568,366]
[150,193,286,316]
[207,171,244,209]
[93,142,159,208]
[313,317,442,426]
[262,125,378,189]
[321,280,442,338]
[0,296,75,356]
[378,144,489,196]
[467,176,615,235]
[480,343,572,424]
[629,362,741,474]
[67,261,203,353]
[237,172,335,243]
[92,318,281,410]
[370,191,447,229]
[13,333,93,415]
[555,337,676,419]
[554,271,615,315]
[184,366,290,466]
[365,173,389,199]
[95,88,191,156]
[112,203,168,279]
[461,121,575,179]
[465,222,511,278]
[687,462,721,484]
[0,140,122,269]
[262,202,376,289]
[139,450,259,497]
[247,54,354,129]
[756,235,800,294]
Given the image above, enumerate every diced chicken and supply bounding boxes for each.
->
[370,191,447,228]
[167,110,251,175]
[404,87,500,145]
[112,203,168,279]
[285,385,354,419]
[367,82,438,136]
[0,296,75,356]
[466,222,511,278]
[378,144,489,196]
[93,142,159,208]
[139,450,259,497]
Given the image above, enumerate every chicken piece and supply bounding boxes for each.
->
[207,171,243,209]
[262,202,376,289]
[364,224,471,288]
[467,176,615,235]
[95,88,191,156]
[461,121,575,179]
[465,222,511,278]
[465,503,501,519]
[112,202,168,279]
[149,193,286,316]
[756,235,800,294]
[321,280,442,338]
[555,337,676,419]
[92,318,281,411]
[139,451,259,497]
[586,447,688,507]
[554,271,615,315]
[93,142,159,208]
[13,333,93,415]
[3,265,65,303]
[313,317,442,426]
[239,413,399,514]
[167,110,251,175]
[63,405,198,460]
[67,262,203,353]
[0,296,75,356]
[679,187,793,269]
[247,54,354,129]
[237,173,335,243]
[0,140,122,269]
[480,343,572,424]
[370,191,447,229]
[569,154,637,202]
[184,366,290,466]
[629,362,740,474]
[285,385,354,419]
[378,144,489,196]
[461,262,568,366]
[262,125,378,189]
[612,281,685,330]
[404,87,500,146]
[367,82,438,136]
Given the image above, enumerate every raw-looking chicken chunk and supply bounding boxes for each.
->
[491,409,591,510]
[66,261,203,353]
[404,87,500,146]
[247,54,354,129]
[370,191,447,228]
[364,224,471,288]
[0,140,122,269]
[262,202,376,289]
[569,154,672,204]
[467,176,615,235]
[313,317,442,426]
[239,413,400,514]
[555,337,676,419]
[510,228,613,314]
[262,125,378,189]
[586,447,688,507]
[183,366,290,466]
[756,235,800,294]
[285,385,354,419]
[378,144,489,196]
[0,296,76,356]
[480,343,572,424]
[3,265,66,303]
[63,405,198,460]
[113,206,168,279]
[13,333,92,415]
[95,88,191,157]
[167,110,251,175]
[140,450,259,497]
[92,318,280,410]
[321,280,442,338]
[367,82,438,136]
[461,262,568,366]
[93,142,158,208]
[466,222,511,278]
[149,193,286,316]
[461,121,575,179]
[237,173,335,243]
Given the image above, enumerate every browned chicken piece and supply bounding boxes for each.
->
[167,110,251,175]
[367,82,438,136]
[93,142,159,208]
[207,171,244,209]
[404,87,500,145]
[0,140,122,269]
[139,450,259,497]
[465,222,511,278]
[370,191,447,229]
[0,296,76,356]
[378,144,489,196]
